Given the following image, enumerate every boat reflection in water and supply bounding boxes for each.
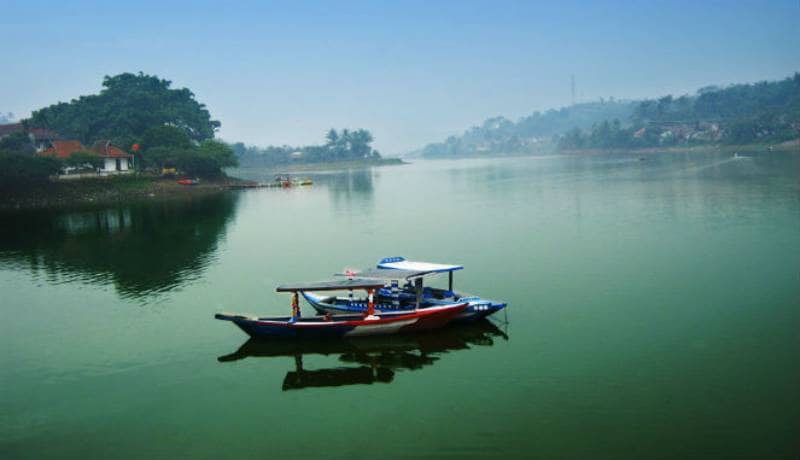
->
[217,320,508,391]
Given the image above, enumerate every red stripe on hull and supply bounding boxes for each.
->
[400,303,468,332]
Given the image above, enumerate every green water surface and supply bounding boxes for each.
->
[1,152,799,459]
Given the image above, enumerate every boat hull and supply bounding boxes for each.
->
[215,303,466,339]
[302,292,506,323]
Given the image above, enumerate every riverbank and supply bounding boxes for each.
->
[0,174,253,211]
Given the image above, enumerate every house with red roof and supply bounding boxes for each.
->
[89,140,135,173]
[39,139,134,175]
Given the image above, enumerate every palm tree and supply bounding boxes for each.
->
[325,128,338,145]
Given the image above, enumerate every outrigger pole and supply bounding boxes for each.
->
[276,278,389,319]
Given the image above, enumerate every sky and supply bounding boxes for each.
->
[1,0,798,154]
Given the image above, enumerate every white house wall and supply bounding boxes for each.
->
[102,158,130,172]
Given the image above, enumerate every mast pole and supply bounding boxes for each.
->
[291,291,300,319]
[415,278,423,310]
[367,288,375,317]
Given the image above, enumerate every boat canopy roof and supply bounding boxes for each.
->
[341,267,430,281]
[377,256,463,273]
[276,278,387,292]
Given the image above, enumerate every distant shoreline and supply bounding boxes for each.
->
[235,157,406,172]
[1,158,408,211]
[420,139,799,159]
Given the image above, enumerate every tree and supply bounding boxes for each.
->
[197,140,238,169]
[558,127,585,150]
[142,125,192,150]
[0,131,34,155]
[233,128,381,166]
[0,129,63,186]
[29,72,220,144]
[0,152,62,186]
[325,128,339,145]
[172,140,238,177]
[230,142,247,157]
[349,129,375,158]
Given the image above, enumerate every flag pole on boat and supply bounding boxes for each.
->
[365,288,379,319]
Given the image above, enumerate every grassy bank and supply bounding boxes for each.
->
[0,174,251,211]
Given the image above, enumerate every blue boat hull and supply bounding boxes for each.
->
[302,292,506,323]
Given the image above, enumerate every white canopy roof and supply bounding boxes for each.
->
[377,257,463,273]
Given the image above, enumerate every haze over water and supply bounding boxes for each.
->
[1,152,799,458]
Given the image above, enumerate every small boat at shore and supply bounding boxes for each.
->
[176,178,200,185]
[304,257,507,322]
[272,175,313,187]
[215,278,467,339]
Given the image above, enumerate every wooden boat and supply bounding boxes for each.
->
[272,175,313,188]
[215,278,467,339]
[304,257,507,322]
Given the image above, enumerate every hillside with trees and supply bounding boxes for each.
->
[559,73,800,150]
[416,73,800,157]
[233,128,383,167]
[417,100,636,158]
[1,72,237,185]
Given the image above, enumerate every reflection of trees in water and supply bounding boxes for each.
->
[317,169,375,209]
[0,193,240,301]
[217,320,508,391]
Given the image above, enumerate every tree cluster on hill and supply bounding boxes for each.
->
[1,72,237,183]
[417,100,636,158]
[233,128,381,167]
[416,73,800,156]
[30,73,220,146]
[558,73,800,150]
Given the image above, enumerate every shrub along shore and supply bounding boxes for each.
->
[0,174,251,211]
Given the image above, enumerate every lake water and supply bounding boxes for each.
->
[1,153,799,459]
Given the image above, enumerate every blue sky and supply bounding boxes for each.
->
[1,0,798,153]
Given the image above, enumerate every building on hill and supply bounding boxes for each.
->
[90,140,135,173]
[39,140,134,175]
[0,122,61,152]
[0,123,21,138]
